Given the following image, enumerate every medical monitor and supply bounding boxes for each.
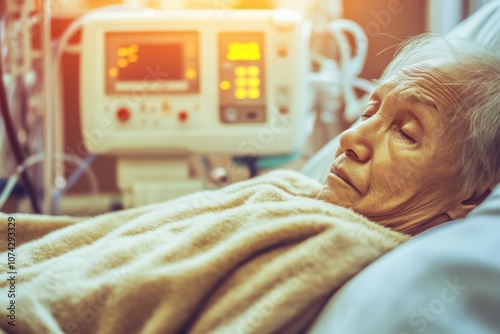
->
[80,10,310,156]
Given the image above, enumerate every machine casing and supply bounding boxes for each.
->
[80,9,311,157]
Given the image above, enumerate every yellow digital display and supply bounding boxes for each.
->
[227,42,261,61]
[219,33,264,107]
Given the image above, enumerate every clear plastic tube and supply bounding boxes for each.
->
[0,152,99,214]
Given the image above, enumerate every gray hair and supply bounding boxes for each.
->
[380,34,500,198]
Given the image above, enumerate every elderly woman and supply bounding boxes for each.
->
[318,34,500,235]
[1,34,499,334]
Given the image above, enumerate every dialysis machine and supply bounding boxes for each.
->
[80,9,312,207]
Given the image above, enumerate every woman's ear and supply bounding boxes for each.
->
[445,186,492,220]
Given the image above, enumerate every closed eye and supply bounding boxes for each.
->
[360,100,380,121]
[360,106,378,121]
[398,128,416,143]
[360,114,372,121]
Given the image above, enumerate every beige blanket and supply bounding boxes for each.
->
[0,170,409,334]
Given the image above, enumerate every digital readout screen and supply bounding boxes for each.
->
[106,31,198,94]
[226,42,261,61]
[111,44,183,81]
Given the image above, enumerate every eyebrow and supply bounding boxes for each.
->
[403,94,438,111]
[373,79,439,112]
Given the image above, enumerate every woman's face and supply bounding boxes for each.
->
[317,62,465,231]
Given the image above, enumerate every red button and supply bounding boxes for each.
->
[178,110,188,122]
[278,47,288,58]
[279,107,289,114]
[116,107,131,122]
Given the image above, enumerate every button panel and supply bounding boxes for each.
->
[106,101,202,129]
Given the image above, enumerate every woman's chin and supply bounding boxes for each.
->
[316,186,355,208]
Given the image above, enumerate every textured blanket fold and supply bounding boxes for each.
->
[0,170,409,334]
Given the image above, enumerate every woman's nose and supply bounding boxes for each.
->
[339,123,373,162]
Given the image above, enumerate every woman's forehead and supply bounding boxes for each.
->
[376,62,463,114]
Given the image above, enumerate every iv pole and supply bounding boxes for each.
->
[42,0,54,214]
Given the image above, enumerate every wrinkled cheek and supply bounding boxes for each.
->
[374,163,420,198]
[357,176,413,217]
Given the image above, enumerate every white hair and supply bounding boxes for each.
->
[380,34,500,198]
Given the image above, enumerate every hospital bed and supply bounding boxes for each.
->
[306,1,500,332]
